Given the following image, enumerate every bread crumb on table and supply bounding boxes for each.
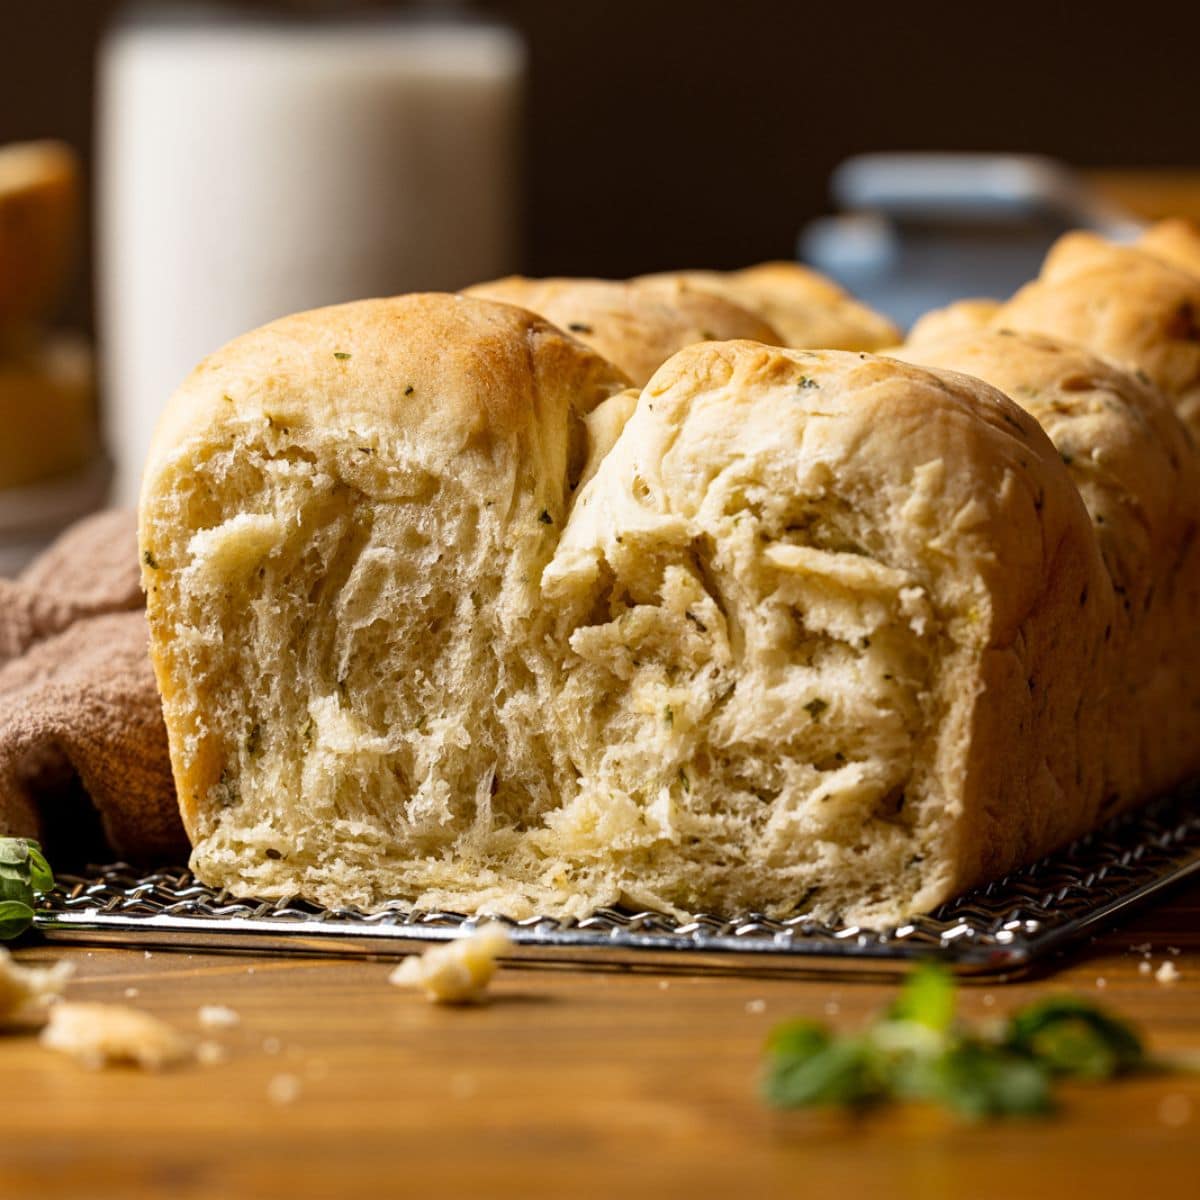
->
[0,947,72,1022]
[1139,961,1153,976]
[195,1039,228,1066]
[1156,961,1182,985]
[745,998,766,1014]
[40,1002,190,1070]
[198,1004,240,1030]
[1159,1093,1193,1128]
[267,1073,302,1105]
[389,924,512,1004]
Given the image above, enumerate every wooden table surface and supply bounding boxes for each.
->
[2,876,1197,1200]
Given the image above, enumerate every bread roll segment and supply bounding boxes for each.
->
[545,342,1111,918]
[895,329,1200,802]
[141,301,1116,923]
[140,293,629,905]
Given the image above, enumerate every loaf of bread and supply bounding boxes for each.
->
[637,261,900,352]
[462,275,780,386]
[141,293,1122,922]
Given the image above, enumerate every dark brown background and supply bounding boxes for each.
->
[4,0,1200,333]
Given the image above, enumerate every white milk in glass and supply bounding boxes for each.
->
[98,6,525,503]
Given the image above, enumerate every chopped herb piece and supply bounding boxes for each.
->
[567,322,594,334]
[803,698,828,720]
[663,706,674,727]
[405,385,415,396]
[265,848,283,861]
[333,351,351,361]
[246,724,262,757]
[142,550,158,570]
[678,768,690,792]
[539,510,553,525]
[797,376,819,390]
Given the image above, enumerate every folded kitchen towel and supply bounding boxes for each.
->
[0,509,185,861]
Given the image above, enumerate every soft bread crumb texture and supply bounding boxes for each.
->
[0,947,72,1022]
[389,924,512,1004]
[40,1002,191,1070]
[142,297,1117,925]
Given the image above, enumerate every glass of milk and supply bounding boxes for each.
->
[98,2,526,504]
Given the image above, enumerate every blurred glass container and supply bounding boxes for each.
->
[98,1,526,504]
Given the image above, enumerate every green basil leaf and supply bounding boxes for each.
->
[25,843,53,894]
[934,1040,1054,1118]
[0,838,31,866]
[764,1035,885,1110]
[0,899,36,941]
[1006,997,1144,1078]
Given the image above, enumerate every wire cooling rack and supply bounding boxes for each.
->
[34,790,1200,979]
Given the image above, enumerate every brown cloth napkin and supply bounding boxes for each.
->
[0,509,186,861]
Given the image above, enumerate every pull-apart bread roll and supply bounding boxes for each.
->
[140,294,629,910]
[637,262,900,352]
[142,301,1113,923]
[895,329,1200,801]
[992,232,1200,435]
[462,275,781,386]
[543,342,1111,921]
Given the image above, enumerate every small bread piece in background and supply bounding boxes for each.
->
[40,1002,191,1070]
[464,274,780,385]
[0,141,79,329]
[389,924,512,1004]
[0,947,72,1022]
[1139,218,1200,280]
[637,261,899,352]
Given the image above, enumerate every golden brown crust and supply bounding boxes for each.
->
[1139,218,1200,280]
[993,232,1200,434]
[906,298,1002,348]
[462,275,781,385]
[638,261,900,352]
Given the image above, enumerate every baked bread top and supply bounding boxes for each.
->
[462,275,781,386]
[143,291,630,514]
[993,232,1200,434]
[1140,218,1200,279]
[637,262,900,352]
